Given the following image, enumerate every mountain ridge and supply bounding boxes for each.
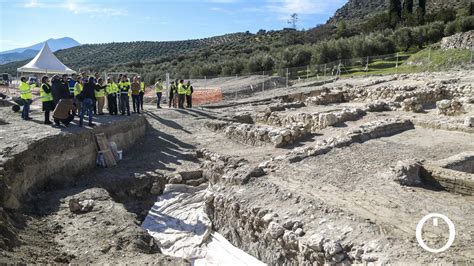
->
[0,37,80,65]
[0,37,80,54]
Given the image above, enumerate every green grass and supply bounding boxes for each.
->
[405,48,471,69]
[336,48,471,77]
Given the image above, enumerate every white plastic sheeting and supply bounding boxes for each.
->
[142,184,265,265]
[193,232,266,266]
[17,42,75,74]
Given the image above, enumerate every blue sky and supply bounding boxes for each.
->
[0,0,347,51]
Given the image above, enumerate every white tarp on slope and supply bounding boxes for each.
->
[141,184,265,265]
[17,42,75,74]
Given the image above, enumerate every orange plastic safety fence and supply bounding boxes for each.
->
[192,87,223,106]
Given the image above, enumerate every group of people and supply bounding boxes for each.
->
[17,72,195,127]
[168,79,194,109]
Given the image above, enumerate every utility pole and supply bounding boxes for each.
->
[365,56,369,72]
[471,46,473,64]
[337,59,342,77]
[286,68,289,88]
[395,53,399,74]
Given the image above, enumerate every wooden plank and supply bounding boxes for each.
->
[95,133,117,167]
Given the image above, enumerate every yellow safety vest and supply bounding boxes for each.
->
[40,83,53,102]
[19,81,34,100]
[169,84,176,93]
[119,81,130,95]
[186,85,192,96]
[106,82,118,94]
[155,82,163,93]
[73,83,83,96]
[140,81,145,92]
[95,85,106,98]
[177,83,186,95]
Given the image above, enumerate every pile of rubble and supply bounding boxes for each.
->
[342,79,472,106]
[197,149,264,185]
[257,108,366,133]
[364,100,399,112]
[305,91,345,106]
[205,121,310,147]
[436,99,463,116]
[263,102,306,116]
[400,97,424,113]
[440,30,473,50]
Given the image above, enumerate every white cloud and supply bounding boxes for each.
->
[22,0,127,16]
[267,0,346,17]
[23,0,39,8]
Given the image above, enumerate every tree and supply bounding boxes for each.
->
[402,0,413,14]
[401,0,416,26]
[336,20,348,38]
[364,12,391,33]
[389,0,402,27]
[418,0,426,16]
[416,0,426,25]
[288,13,298,29]
[394,27,414,51]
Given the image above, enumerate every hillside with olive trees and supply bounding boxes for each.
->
[1,0,472,84]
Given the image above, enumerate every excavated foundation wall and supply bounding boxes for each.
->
[1,117,147,209]
[434,152,474,174]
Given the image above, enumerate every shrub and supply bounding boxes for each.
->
[457,16,474,32]
[444,20,457,36]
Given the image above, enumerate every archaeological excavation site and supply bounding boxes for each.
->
[1,70,474,264]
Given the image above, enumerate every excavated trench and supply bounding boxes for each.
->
[0,115,269,264]
[2,76,473,264]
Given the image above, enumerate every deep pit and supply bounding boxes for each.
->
[1,70,473,264]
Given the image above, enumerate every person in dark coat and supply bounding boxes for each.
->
[78,77,96,127]
[51,75,70,105]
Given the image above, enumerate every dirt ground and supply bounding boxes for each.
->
[1,70,473,264]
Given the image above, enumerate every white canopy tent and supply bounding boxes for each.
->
[17,42,75,75]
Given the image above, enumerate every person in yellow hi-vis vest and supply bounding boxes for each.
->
[94,78,106,115]
[154,78,163,109]
[185,80,193,108]
[138,76,145,110]
[73,77,83,115]
[177,80,186,109]
[19,77,36,120]
[118,75,131,116]
[106,77,118,115]
[40,76,54,125]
